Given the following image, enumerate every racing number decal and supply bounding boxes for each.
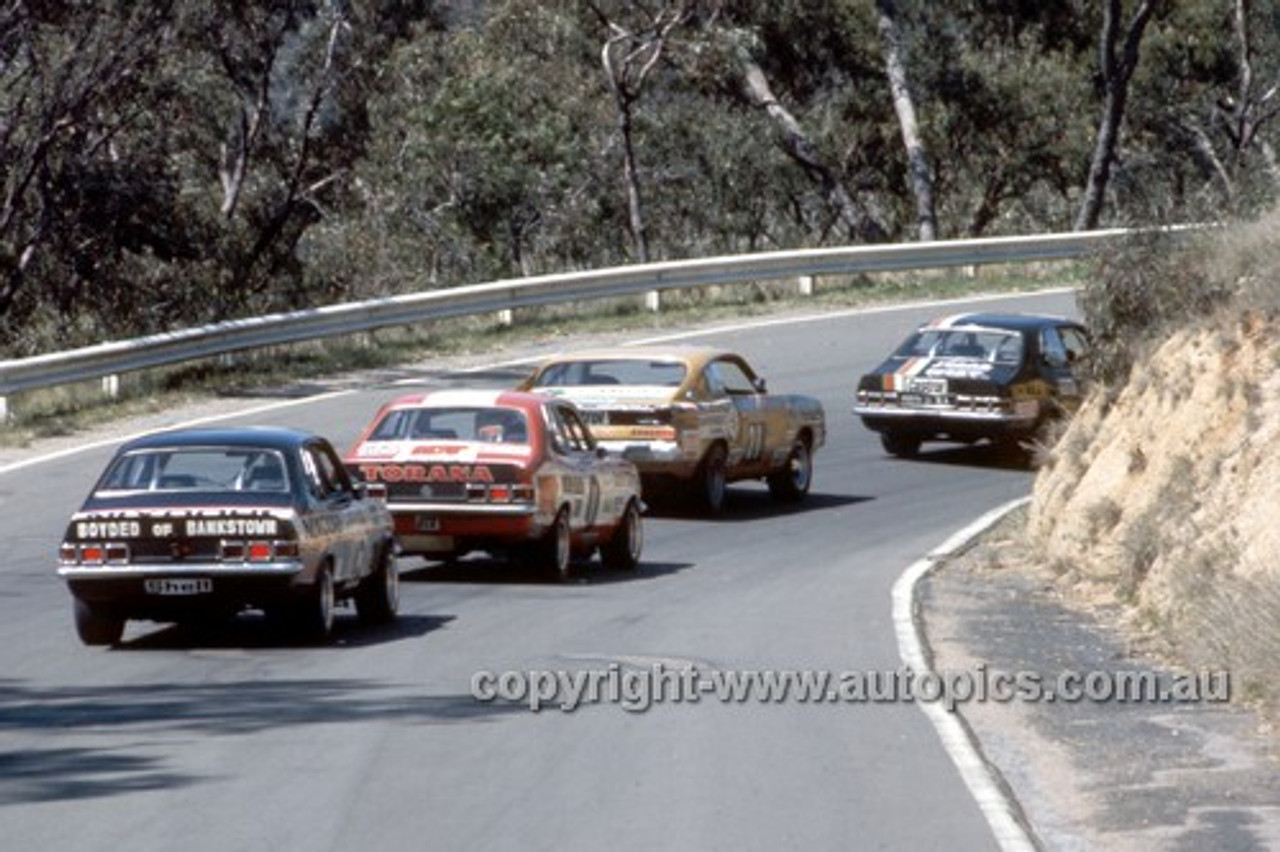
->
[742,423,766,462]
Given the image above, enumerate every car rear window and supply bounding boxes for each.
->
[97,448,290,494]
[531,359,687,387]
[369,407,531,445]
[893,329,1023,365]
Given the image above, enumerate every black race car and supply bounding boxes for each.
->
[853,312,1089,458]
[57,426,398,645]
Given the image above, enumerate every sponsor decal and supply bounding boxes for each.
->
[923,359,996,380]
[356,442,400,459]
[185,518,280,537]
[76,519,142,539]
[359,463,495,484]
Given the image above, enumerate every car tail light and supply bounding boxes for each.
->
[465,482,535,503]
[62,542,130,565]
[219,540,299,563]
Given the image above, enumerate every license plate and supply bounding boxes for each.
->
[899,393,924,407]
[416,516,441,532]
[909,378,947,395]
[145,578,212,596]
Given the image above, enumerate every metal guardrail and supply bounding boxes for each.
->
[0,228,1134,410]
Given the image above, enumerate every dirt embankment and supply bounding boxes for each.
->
[1027,309,1280,715]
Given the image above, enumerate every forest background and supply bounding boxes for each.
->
[3,0,1278,358]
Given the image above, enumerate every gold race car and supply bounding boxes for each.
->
[521,346,826,514]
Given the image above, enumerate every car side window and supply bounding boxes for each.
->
[549,406,593,455]
[1059,327,1089,364]
[707,359,759,396]
[1040,327,1070,368]
[302,443,352,500]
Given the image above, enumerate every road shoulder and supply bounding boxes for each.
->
[921,507,1280,851]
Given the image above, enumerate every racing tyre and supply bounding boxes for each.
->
[881,432,921,459]
[295,563,336,642]
[73,599,124,646]
[355,545,399,625]
[695,443,728,515]
[601,499,643,571]
[534,508,572,582]
[767,439,813,502]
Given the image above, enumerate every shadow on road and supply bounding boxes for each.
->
[0,674,520,806]
[111,613,454,651]
[400,558,695,586]
[644,489,874,522]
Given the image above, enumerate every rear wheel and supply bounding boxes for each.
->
[601,499,643,571]
[881,432,921,459]
[533,508,572,582]
[355,545,399,625]
[73,599,124,646]
[695,443,728,515]
[295,563,336,642]
[767,439,813,502]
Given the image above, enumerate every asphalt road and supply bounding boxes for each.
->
[0,289,1077,851]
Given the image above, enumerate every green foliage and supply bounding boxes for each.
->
[2,0,1279,358]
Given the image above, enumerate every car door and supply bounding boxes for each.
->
[1038,325,1089,414]
[546,404,603,531]
[300,440,371,582]
[705,356,771,473]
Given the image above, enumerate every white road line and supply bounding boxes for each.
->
[0,390,353,477]
[893,495,1040,852]
[627,286,1076,345]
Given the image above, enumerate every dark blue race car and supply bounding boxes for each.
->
[57,426,398,645]
[853,312,1090,458]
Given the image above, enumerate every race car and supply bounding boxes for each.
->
[57,427,398,645]
[853,312,1090,458]
[344,389,643,581]
[520,346,826,514]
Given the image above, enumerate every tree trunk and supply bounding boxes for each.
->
[738,56,888,242]
[874,0,936,241]
[1075,0,1159,231]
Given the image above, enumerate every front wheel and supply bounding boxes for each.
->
[73,599,125,646]
[767,439,813,502]
[601,499,643,571]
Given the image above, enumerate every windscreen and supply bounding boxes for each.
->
[892,328,1023,365]
[96,448,290,494]
[531,359,687,387]
[369,407,531,445]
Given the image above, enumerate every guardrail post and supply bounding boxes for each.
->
[645,289,661,312]
[102,374,120,400]
[0,396,8,425]
[798,275,815,296]
[497,309,514,327]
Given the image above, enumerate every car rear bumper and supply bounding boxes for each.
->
[388,502,541,556]
[597,439,699,477]
[58,561,309,615]
[854,404,1040,439]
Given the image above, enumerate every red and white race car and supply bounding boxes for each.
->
[344,389,643,580]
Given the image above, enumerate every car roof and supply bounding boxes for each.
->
[534,344,733,368]
[381,388,554,412]
[117,426,319,454]
[920,312,1084,333]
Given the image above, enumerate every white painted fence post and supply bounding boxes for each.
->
[798,275,815,296]
[645,290,661,312]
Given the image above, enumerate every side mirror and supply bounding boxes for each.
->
[595,446,609,459]
[753,377,768,393]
